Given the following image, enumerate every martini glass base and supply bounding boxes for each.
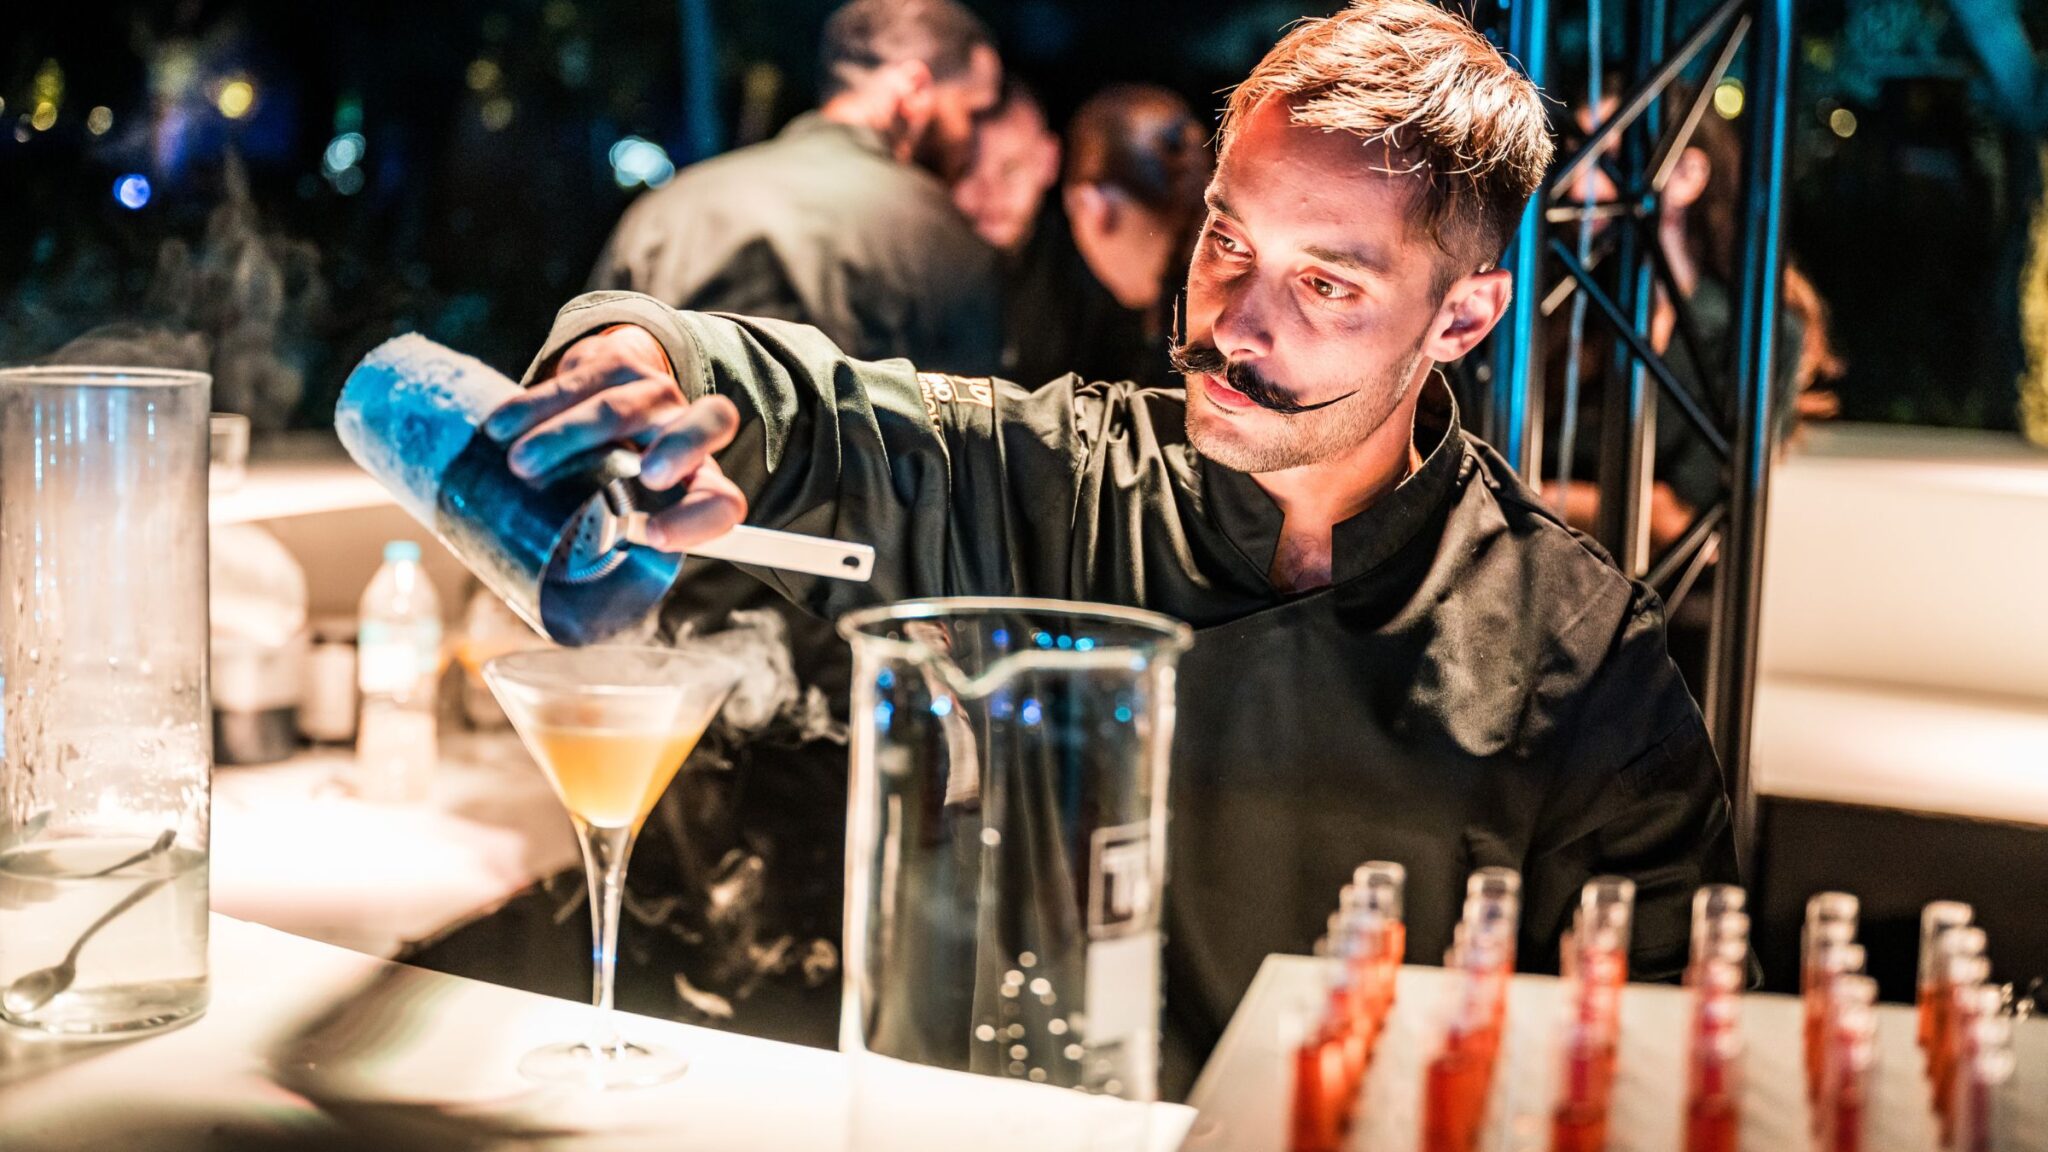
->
[518,1040,690,1089]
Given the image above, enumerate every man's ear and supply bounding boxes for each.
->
[1422,267,1513,363]
[888,59,937,129]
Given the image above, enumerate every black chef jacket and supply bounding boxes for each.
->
[522,293,1741,1097]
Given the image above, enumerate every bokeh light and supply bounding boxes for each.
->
[323,132,366,174]
[1713,79,1744,119]
[114,174,152,210]
[217,78,256,120]
[609,136,675,189]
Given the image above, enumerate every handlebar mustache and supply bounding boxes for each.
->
[1167,341,1357,415]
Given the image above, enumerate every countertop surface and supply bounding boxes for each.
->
[210,730,580,958]
[1,915,1194,1152]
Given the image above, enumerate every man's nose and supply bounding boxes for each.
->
[1210,277,1275,361]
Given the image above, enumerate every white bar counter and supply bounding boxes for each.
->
[1,915,1193,1152]
[210,731,579,958]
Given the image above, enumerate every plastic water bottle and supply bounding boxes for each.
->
[355,540,442,802]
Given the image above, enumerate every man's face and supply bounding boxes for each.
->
[914,44,1002,185]
[951,98,1059,251]
[1179,98,1446,474]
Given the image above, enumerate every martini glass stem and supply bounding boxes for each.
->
[577,820,636,1057]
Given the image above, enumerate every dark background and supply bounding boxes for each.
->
[2,0,2042,432]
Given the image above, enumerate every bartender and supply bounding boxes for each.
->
[486,0,1739,1095]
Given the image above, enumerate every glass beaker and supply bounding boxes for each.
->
[839,598,1191,1112]
[0,366,212,1035]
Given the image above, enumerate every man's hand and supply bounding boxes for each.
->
[484,324,748,550]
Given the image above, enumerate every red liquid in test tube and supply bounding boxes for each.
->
[1682,893,1746,1152]
[1915,902,1972,1053]
[1951,1020,2015,1152]
[1800,892,1859,1103]
[1424,1045,1493,1152]
[1802,940,1864,1107]
[1548,877,1632,1152]
[1291,1026,1347,1152]
[1930,926,1986,1063]
[1939,982,2004,1145]
[1421,868,1518,1152]
[1288,861,1408,1152]
[1684,1095,1739,1152]
[1931,944,1990,1132]
[1817,975,1876,1152]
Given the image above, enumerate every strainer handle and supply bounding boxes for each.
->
[622,516,874,582]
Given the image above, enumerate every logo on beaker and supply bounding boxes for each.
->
[1089,822,1154,938]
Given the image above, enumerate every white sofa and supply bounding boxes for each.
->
[1754,422,2048,825]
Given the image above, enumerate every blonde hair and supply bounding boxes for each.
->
[1221,0,1554,284]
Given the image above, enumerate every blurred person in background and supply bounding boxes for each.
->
[952,78,1062,258]
[591,0,1003,373]
[1060,84,1214,386]
[1063,85,1213,325]
[1545,86,1844,552]
[954,81,1211,388]
[1543,86,1844,697]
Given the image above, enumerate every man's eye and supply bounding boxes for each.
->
[1308,276,1352,300]
[1212,231,1247,257]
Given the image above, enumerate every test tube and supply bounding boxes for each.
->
[1352,860,1407,921]
[1950,1015,2016,1152]
[1581,876,1636,973]
[1688,886,1747,981]
[1818,975,1878,1152]
[1349,861,1407,1017]
[1917,902,1974,1051]
[1940,981,2004,1140]
[1804,939,1867,1103]
[1927,928,1988,1095]
[1692,884,1747,925]
[1550,878,1634,1152]
[1684,957,1745,1152]
[1322,910,1372,1089]
[1294,897,1386,1152]
[1802,893,1860,994]
[1424,868,1521,1152]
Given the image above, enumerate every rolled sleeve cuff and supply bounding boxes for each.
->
[519,291,711,401]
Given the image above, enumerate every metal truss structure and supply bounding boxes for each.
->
[1479,0,1795,870]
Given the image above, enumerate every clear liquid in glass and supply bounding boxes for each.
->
[0,838,210,1033]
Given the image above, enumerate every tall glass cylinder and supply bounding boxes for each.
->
[0,366,212,1034]
[839,598,1191,1118]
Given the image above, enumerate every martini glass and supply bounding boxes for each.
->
[483,645,742,1088]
